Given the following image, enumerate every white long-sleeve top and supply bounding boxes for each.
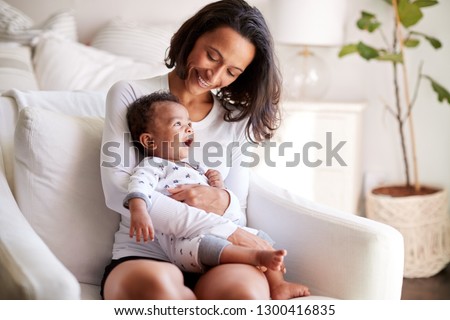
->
[101,74,250,260]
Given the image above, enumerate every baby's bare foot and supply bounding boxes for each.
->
[270,280,310,300]
[257,249,287,271]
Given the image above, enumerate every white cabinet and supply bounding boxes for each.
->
[253,101,366,214]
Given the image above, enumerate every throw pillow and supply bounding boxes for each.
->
[0,45,38,91]
[0,1,77,44]
[90,17,175,64]
[14,106,120,285]
[0,0,32,32]
[33,33,169,91]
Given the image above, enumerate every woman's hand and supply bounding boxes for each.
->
[167,184,230,215]
[227,228,273,250]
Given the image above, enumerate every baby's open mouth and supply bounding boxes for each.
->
[183,138,193,147]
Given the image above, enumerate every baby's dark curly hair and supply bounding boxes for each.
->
[127,90,180,153]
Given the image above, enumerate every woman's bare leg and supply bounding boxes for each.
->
[103,259,196,299]
[194,264,270,299]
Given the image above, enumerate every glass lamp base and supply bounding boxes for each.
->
[283,48,330,100]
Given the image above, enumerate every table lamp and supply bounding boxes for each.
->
[270,0,347,100]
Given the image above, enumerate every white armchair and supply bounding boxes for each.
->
[0,92,404,300]
[247,172,405,299]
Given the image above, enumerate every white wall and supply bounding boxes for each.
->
[7,0,450,210]
[324,0,450,210]
[7,0,271,43]
[266,0,450,213]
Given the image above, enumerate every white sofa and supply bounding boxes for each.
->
[0,0,405,300]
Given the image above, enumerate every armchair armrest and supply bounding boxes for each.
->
[247,171,404,300]
[0,159,80,299]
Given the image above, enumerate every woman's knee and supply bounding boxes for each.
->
[104,260,194,299]
[219,281,269,299]
[195,264,270,299]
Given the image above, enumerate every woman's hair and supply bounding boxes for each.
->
[165,0,281,143]
[127,91,180,153]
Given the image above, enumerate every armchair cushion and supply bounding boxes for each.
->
[14,107,120,285]
[0,144,80,299]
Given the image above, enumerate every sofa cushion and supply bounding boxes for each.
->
[3,88,106,117]
[14,106,120,285]
[0,44,38,91]
[33,33,168,92]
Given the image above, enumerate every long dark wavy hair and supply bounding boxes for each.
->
[165,0,282,143]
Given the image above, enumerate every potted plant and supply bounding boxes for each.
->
[339,0,450,278]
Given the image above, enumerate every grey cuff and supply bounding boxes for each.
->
[123,192,152,210]
[198,235,231,267]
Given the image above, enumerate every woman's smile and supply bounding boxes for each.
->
[197,73,212,89]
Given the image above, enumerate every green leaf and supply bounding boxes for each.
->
[384,0,438,8]
[410,31,442,49]
[413,0,438,8]
[398,0,423,28]
[376,52,404,63]
[423,75,450,104]
[338,44,359,57]
[357,11,381,32]
[357,42,380,60]
[404,38,420,47]
[424,35,442,49]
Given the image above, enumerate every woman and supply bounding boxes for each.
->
[100,0,283,299]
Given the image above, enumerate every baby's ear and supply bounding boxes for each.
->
[140,133,156,150]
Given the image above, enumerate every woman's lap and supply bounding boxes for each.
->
[101,256,200,299]
[102,257,269,300]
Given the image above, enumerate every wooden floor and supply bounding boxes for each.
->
[401,263,450,300]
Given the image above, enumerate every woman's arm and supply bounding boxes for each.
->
[221,124,252,226]
[100,81,238,239]
[168,169,231,215]
[167,184,230,215]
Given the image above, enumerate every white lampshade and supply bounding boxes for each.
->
[270,0,348,100]
[271,0,347,46]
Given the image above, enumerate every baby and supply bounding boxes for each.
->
[124,91,310,299]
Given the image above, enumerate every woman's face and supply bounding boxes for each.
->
[184,26,256,95]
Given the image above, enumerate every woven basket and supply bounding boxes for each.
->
[366,187,450,278]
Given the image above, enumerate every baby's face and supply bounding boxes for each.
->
[150,101,194,161]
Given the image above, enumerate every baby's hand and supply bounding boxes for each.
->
[129,198,154,243]
[205,169,225,188]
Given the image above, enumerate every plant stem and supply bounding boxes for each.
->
[392,0,420,191]
[392,18,410,186]
[393,61,410,187]
[404,62,424,122]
